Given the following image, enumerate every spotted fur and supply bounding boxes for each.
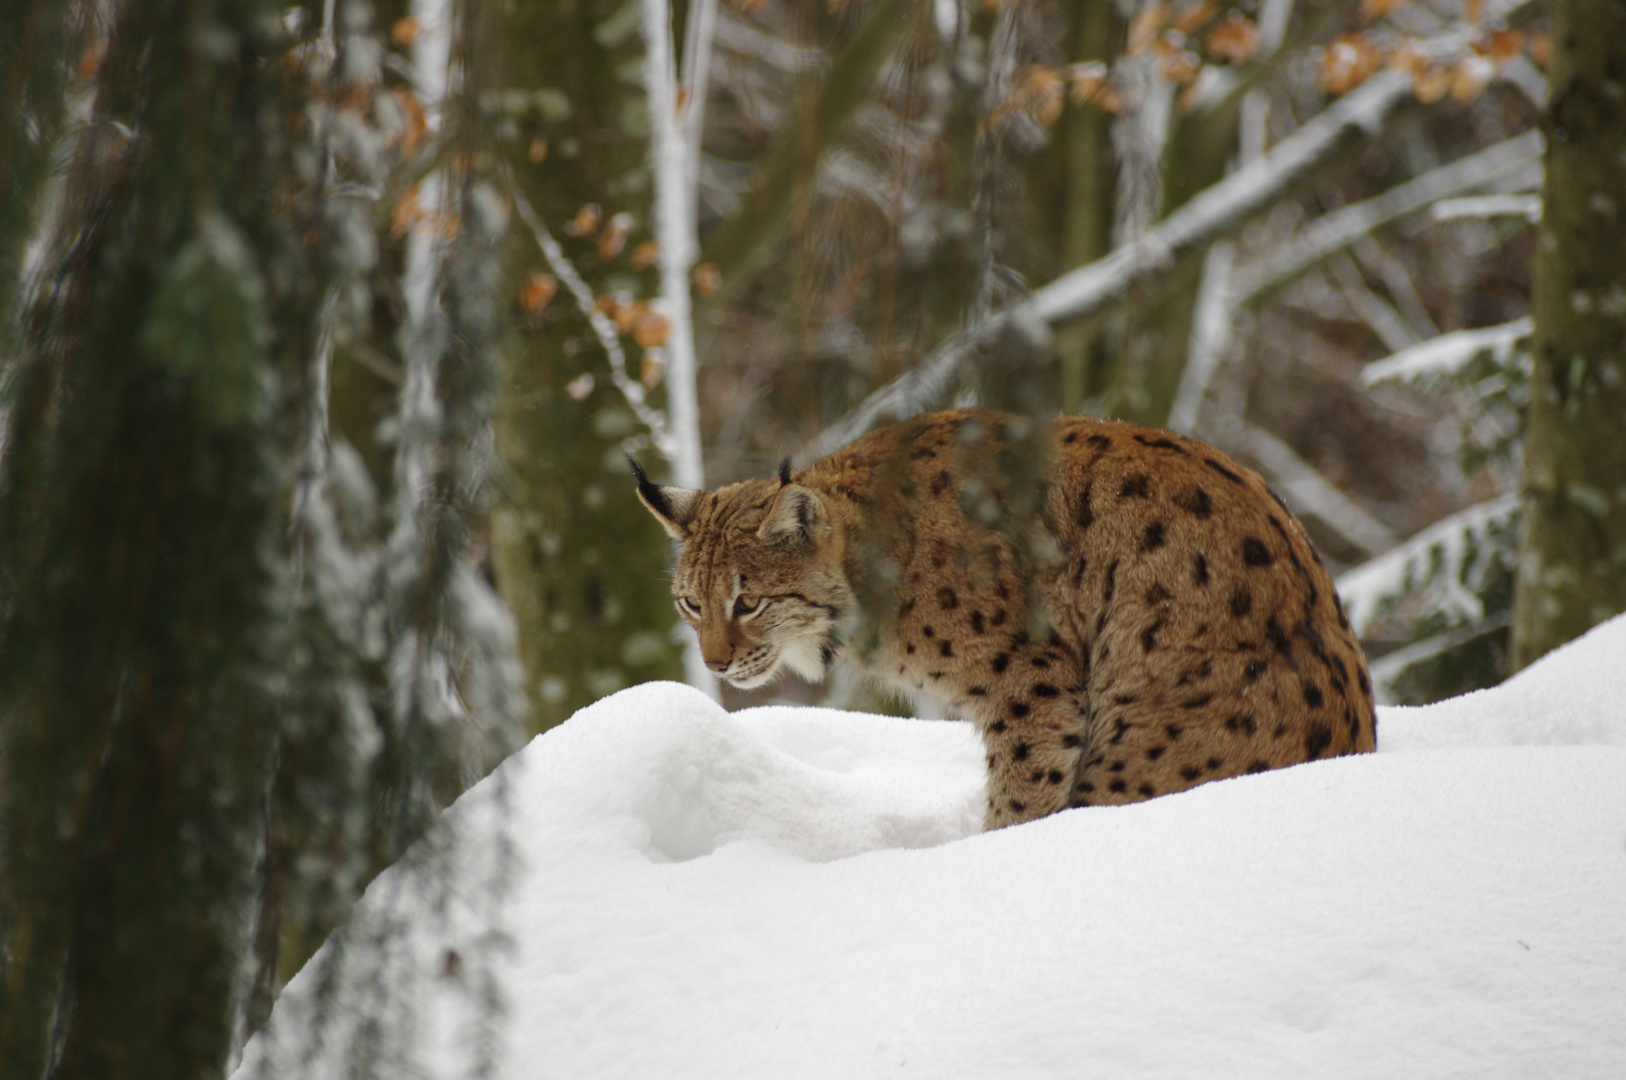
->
[634,409,1377,830]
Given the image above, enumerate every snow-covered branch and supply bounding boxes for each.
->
[1331,254,1419,353]
[1233,130,1544,307]
[506,172,677,460]
[1336,493,1522,638]
[1029,70,1415,327]
[803,70,1416,459]
[1360,317,1534,388]
[1431,194,1542,223]
[1167,240,1236,435]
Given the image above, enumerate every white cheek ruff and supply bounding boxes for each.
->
[779,634,830,684]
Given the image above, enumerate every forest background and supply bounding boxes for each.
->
[1,0,1623,1077]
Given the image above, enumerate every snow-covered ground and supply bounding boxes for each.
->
[241,615,1626,1079]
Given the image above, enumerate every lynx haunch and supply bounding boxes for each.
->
[632,409,1376,829]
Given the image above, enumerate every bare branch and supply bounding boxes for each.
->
[1232,129,1545,307]
[1331,254,1419,354]
[1212,415,1401,557]
[1337,493,1522,637]
[1361,317,1534,388]
[506,170,676,459]
[698,0,922,302]
[1168,240,1236,435]
[803,70,1417,458]
[1431,194,1542,223]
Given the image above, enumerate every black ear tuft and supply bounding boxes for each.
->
[778,458,793,487]
[627,456,671,519]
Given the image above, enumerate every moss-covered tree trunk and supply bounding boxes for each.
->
[1511,0,1626,668]
[490,0,685,732]
[0,4,326,1074]
[1052,0,1121,413]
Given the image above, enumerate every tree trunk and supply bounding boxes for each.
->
[1059,0,1120,413]
[1511,0,1626,668]
[490,0,685,733]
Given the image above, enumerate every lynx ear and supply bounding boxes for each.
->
[758,483,826,545]
[628,457,701,541]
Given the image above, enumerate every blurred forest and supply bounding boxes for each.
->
[1,0,1623,1077]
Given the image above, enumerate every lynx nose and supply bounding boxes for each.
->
[704,658,730,674]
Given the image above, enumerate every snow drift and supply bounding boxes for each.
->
[240,615,1626,1079]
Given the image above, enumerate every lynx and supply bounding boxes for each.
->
[632,409,1376,829]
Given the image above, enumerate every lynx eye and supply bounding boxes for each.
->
[733,594,761,616]
[679,596,702,616]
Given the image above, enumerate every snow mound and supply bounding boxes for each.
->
[1380,613,1626,750]
[520,681,984,864]
[240,615,1626,1080]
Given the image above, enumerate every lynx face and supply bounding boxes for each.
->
[630,460,853,689]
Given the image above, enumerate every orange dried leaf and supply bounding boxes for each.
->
[1321,33,1384,95]
[598,212,635,260]
[519,273,559,315]
[594,293,619,316]
[1464,0,1484,24]
[390,16,421,47]
[1480,27,1526,63]
[640,348,666,388]
[1067,61,1109,105]
[631,241,661,271]
[568,203,603,237]
[992,65,1065,129]
[392,86,427,155]
[1412,64,1451,103]
[76,43,105,78]
[1526,31,1552,70]
[1157,49,1202,85]
[632,310,672,349]
[390,186,425,239]
[1128,2,1169,57]
[693,262,721,297]
[614,299,642,333]
[1449,55,1496,104]
[1171,1,1218,35]
[528,136,550,163]
[1206,13,1260,64]
[1388,42,1430,77]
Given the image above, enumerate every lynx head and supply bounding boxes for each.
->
[631,458,852,689]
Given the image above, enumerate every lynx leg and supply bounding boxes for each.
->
[969,642,1090,829]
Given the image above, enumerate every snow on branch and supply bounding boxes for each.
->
[1028,70,1415,328]
[506,170,677,460]
[1233,129,1544,307]
[1336,493,1522,639]
[802,70,1416,459]
[1360,316,1534,388]
[1431,194,1542,223]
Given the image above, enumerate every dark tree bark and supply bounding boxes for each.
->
[490,0,686,732]
[1511,0,1626,668]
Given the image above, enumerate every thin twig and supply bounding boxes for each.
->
[1232,129,1544,307]
[505,168,676,459]
[803,69,1417,459]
